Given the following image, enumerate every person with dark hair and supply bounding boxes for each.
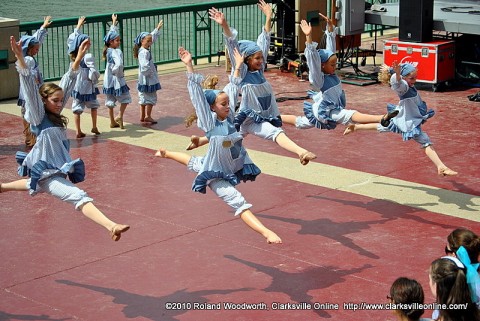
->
[429,257,480,321]
[102,13,131,129]
[133,20,163,124]
[0,36,129,242]
[444,228,480,308]
[388,277,432,321]
[445,228,480,264]
[67,16,101,138]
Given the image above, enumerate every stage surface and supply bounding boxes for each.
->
[1,62,479,321]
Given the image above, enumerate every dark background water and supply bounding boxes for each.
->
[1,0,220,23]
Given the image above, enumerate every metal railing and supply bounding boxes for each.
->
[19,0,264,80]
[19,0,400,81]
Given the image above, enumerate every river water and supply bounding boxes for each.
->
[0,0,225,23]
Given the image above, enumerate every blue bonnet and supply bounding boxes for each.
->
[238,40,261,57]
[20,35,39,56]
[204,89,221,105]
[389,63,416,76]
[68,34,89,54]
[317,49,335,63]
[104,30,120,45]
[134,32,149,46]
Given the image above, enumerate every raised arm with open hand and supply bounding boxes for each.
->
[209,7,233,38]
[300,20,312,43]
[157,20,164,30]
[10,36,26,69]
[179,47,194,73]
[258,0,272,32]
[318,12,334,32]
[42,16,53,29]
[111,14,117,26]
[76,16,86,30]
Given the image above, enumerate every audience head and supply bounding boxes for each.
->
[429,257,480,321]
[388,277,426,321]
[446,228,480,264]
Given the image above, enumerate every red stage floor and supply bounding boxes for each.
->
[1,62,479,321]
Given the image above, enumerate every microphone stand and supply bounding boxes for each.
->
[277,0,295,64]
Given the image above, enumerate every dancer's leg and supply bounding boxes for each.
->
[155,148,192,166]
[0,179,29,192]
[240,209,282,244]
[425,146,457,176]
[275,132,316,165]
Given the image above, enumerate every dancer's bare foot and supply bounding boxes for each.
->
[343,124,356,135]
[299,151,316,165]
[264,230,282,244]
[438,167,458,177]
[110,224,130,241]
[155,148,167,158]
[186,135,200,150]
[91,127,101,135]
[76,132,86,138]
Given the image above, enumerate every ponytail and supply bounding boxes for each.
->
[430,258,480,321]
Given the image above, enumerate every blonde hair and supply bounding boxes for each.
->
[378,64,393,85]
[102,45,109,60]
[133,43,140,59]
[202,75,219,89]
[184,74,220,128]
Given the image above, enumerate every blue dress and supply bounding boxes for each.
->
[70,54,100,102]
[137,28,161,93]
[15,63,85,195]
[385,75,435,142]
[103,25,129,96]
[223,28,282,128]
[17,27,48,108]
[303,29,343,130]
[187,72,261,194]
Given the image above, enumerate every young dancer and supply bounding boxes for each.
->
[184,74,220,146]
[67,16,101,138]
[102,13,131,129]
[345,60,457,177]
[1,36,129,241]
[155,47,281,244]
[281,16,398,133]
[133,20,163,124]
[201,2,316,165]
[18,16,52,148]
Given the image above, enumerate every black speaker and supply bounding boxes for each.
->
[399,0,433,43]
[275,0,296,41]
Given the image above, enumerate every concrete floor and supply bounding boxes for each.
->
[0,55,479,321]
